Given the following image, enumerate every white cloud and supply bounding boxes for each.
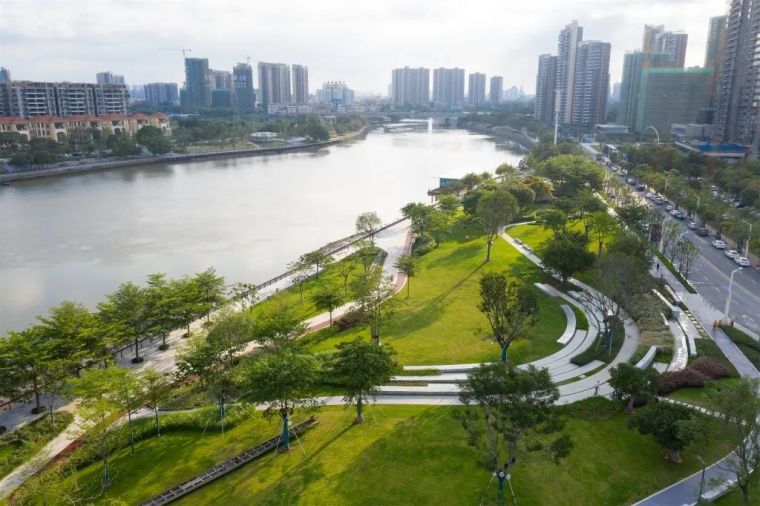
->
[0,0,725,93]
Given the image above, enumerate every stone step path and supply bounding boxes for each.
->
[557,304,576,344]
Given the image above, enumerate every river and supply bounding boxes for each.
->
[0,127,524,334]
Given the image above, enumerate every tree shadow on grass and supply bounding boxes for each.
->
[425,243,482,270]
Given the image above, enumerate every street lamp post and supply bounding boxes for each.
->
[743,220,753,258]
[723,267,743,322]
[697,455,706,502]
[605,309,614,356]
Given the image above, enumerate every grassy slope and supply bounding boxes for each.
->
[0,411,74,479]
[67,405,731,506]
[303,218,565,366]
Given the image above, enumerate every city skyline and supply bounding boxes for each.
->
[0,0,722,95]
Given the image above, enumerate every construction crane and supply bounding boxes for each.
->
[160,47,192,58]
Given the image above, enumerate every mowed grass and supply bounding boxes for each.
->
[509,220,607,255]
[252,248,377,322]
[64,403,732,506]
[0,411,74,479]
[303,218,565,366]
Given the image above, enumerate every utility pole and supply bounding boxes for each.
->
[723,267,743,321]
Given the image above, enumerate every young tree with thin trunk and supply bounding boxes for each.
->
[478,272,538,362]
[98,281,150,363]
[246,348,320,451]
[194,267,226,320]
[401,202,431,236]
[476,190,518,263]
[355,211,382,246]
[145,273,178,350]
[608,363,659,412]
[40,359,69,425]
[589,210,618,253]
[2,327,51,414]
[675,239,700,280]
[351,271,397,343]
[541,232,595,287]
[230,282,258,311]
[142,368,171,437]
[301,250,334,280]
[330,338,397,422]
[288,260,310,302]
[336,259,355,293]
[394,254,417,298]
[436,194,460,216]
[312,285,345,325]
[426,208,452,247]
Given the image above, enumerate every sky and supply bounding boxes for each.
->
[0,0,726,95]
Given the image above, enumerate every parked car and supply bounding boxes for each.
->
[653,197,665,205]
[665,205,675,212]
[626,178,636,185]
[725,249,739,259]
[675,211,686,220]
[636,184,646,191]
[696,227,709,237]
[734,256,751,267]
[712,239,726,249]
[688,222,697,230]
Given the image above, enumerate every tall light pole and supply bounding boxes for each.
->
[724,267,743,321]
[697,455,707,502]
[743,220,753,258]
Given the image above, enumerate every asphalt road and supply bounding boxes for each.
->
[617,174,760,335]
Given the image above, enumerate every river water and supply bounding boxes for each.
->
[0,127,523,334]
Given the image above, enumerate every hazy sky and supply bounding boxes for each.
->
[0,0,725,94]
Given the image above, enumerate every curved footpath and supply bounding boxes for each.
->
[0,221,411,500]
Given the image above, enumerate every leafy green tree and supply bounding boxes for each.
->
[542,209,569,237]
[505,183,536,209]
[135,125,171,154]
[40,359,69,425]
[330,338,397,422]
[394,254,417,298]
[301,250,334,280]
[355,211,382,246]
[589,211,618,252]
[628,401,695,463]
[458,363,566,478]
[246,348,320,451]
[541,233,595,286]
[426,208,452,246]
[194,267,226,320]
[37,300,98,370]
[251,306,305,350]
[336,259,356,293]
[401,202,431,236]
[478,272,538,362]
[98,281,150,363]
[476,190,518,262]
[536,155,604,196]
[288,260,311,302]
[608,363,659,412]
[436,194,460,215]
[312,284,345,325]
[351,270,397,343]
[142,368,171,437]
[229,282,258,311]
[495,163,517,179]
[2,327,52,413]
[170,276,203,336]
[106,133,140,157]
[574,190,606,236]
[462,188,485,216]
[145,273,178,350]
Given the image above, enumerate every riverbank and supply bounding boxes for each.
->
[0,126,371,183]
[459,122,539,150]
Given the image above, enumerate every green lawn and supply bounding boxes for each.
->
[0,411,74,479]
[60,402,732,506]
[722,326,760,370]
[509,220,607,255]
[303,218,566,366]
[252,248,379,322]
[667,377,742,409]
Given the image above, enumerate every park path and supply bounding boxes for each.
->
[0,220,412,500]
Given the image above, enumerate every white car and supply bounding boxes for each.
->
[712,240,726,249]
[725,249,738,259]
[665,205,674,211]
[688,222,697,230]
[734,256,751,267]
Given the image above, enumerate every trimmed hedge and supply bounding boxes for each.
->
[658,357,729,395]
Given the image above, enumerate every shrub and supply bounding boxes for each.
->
[658,368,709,395]
[689,357,730,380]
[556,397,621,421]
[526,441,543,452]
[335,310,365,331]
[412,234,435,256]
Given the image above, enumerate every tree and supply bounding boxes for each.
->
[617,201,649,230]
[536,154,604,196]
[37,300,98,370]
[142,368,171,437]
[462,188,485,216]
[574,190,606,237]
[98,281,150,363]
[330,338,397,422]
[594,251,650,317]
[696,377,760,506]
[301,250,334,280]
[401,202,431,236]
[246,348,320,451]
[476,190,518,262]
[660,220,681,260]
[674,239,700,280]
[495,163,517,179]
[355,211,382,246]
[608,363,659,412]
[229,282,258,311]
[426,208,452,246]
[542,209,569,237]
[135,125,171,154]
[541,233,595,286]
[478,273,538,362]
[106,133,140,157]
[458,363,566,479]
[336,259,355,293]
[436,194,460,215]
[312,284,344,325]
[194,267,226,320]
[628,401,695,463]
[40,359,69,425]
[145,273,178,350]
[589,211,618,252]
[288,260,310,302]
[170,276,204,336]
[394,254,417,298]
[2,327,52,413]
[505,183,536,209]
[351,270,397,343]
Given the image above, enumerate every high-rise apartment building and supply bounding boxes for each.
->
[258,62,291,107]
[184,58,211,109]
[432,68,465,108]
[0,81,128,117]
[642,25,665,52]
[556,20,583,124]
[0,68,11,82]
[489,76,503,105]
[657,31,688,68]
[292,64,309,104]
[534,54,558,124]
[316,81,354,106]
[233,63,255,111]
[144,82,179,105]
[635,67,713,136]
[96,71,125,85]
[209,70,232,91]
[705,15,728,106]
[391,67,430,108]
[468,73,487,106]
[570,40,611,126]
[610,82,621,103]
[618,51,671,129]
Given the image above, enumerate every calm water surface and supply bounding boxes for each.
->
[0,127,523,334]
